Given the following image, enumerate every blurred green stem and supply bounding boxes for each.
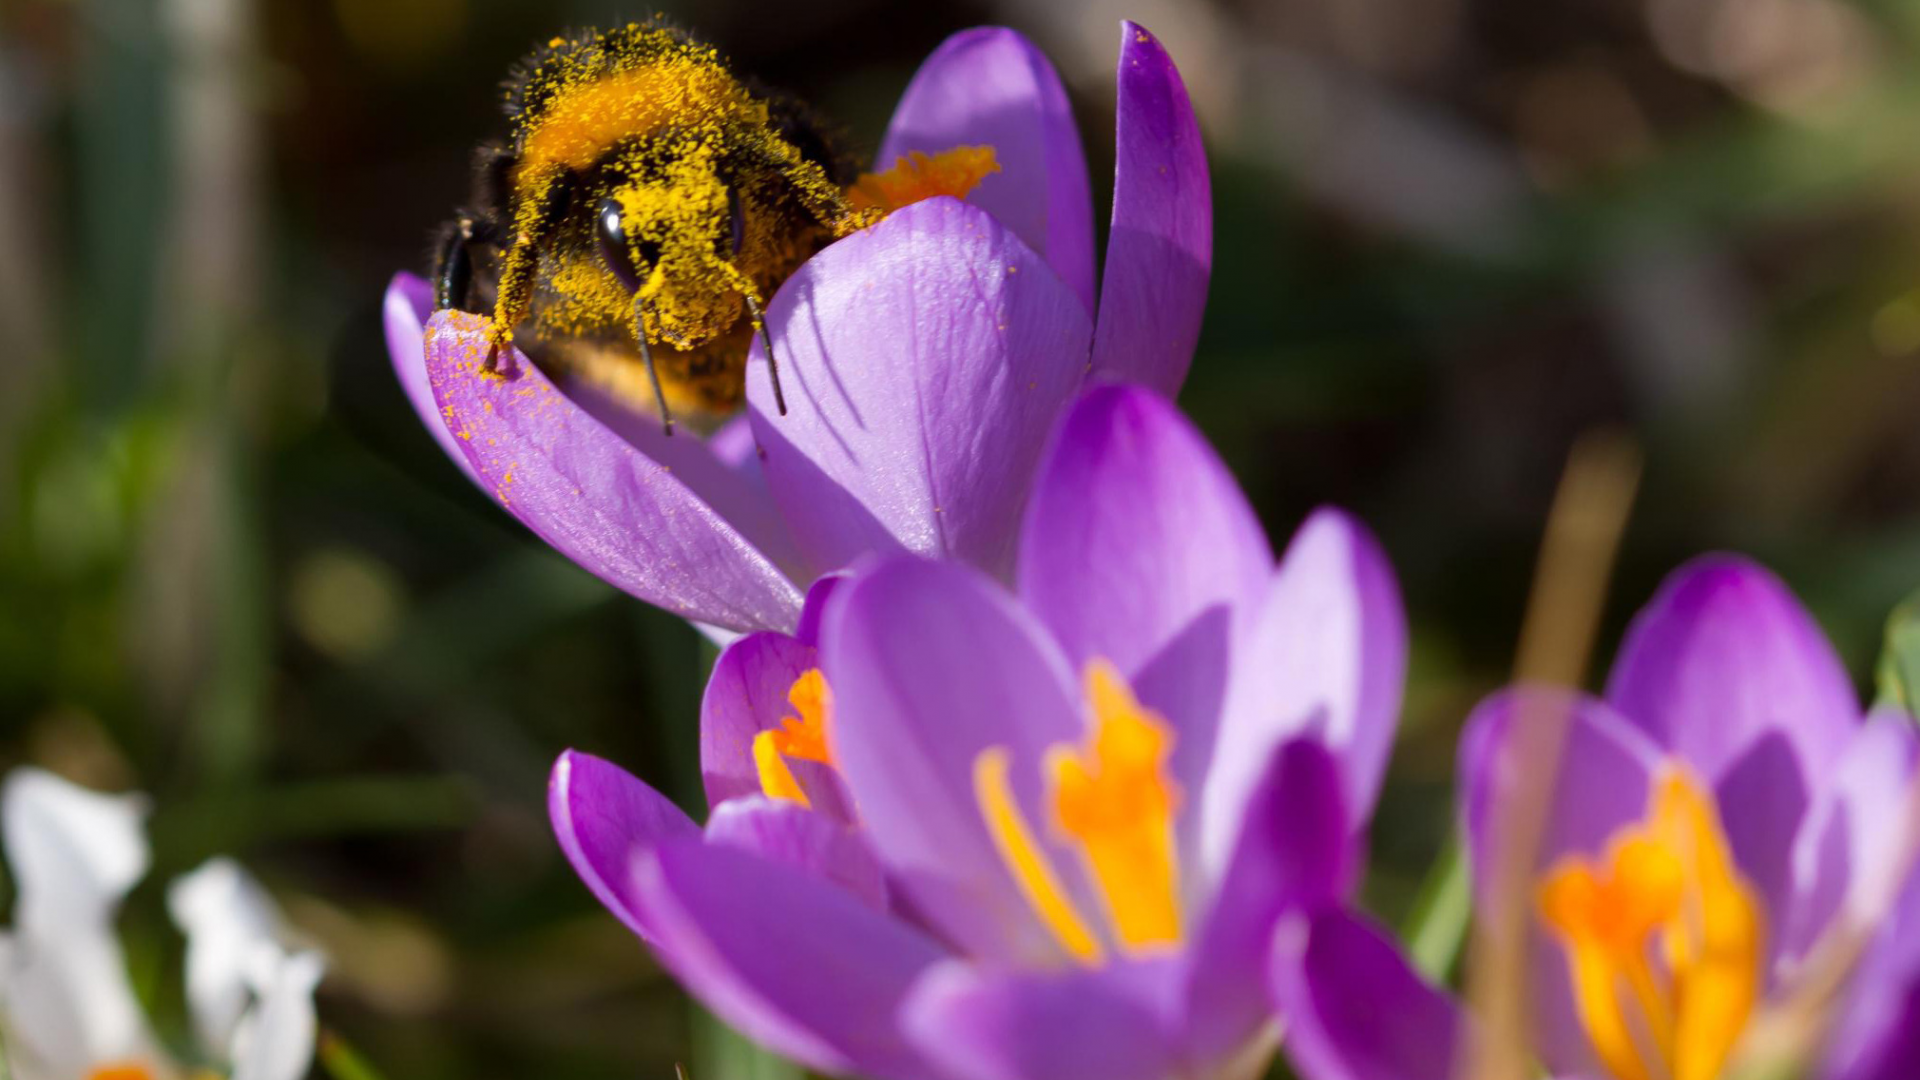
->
[1402,835,1472,982]
[692,1007,804,1080]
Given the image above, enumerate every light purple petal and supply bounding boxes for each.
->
[1017,384,1270,801]
[1712,730,1808,977]
[705,797,887,911]
[426,310,803,632]
[745,197,1091,581]
[1824,871,1920,1080]
[633,838,948,1080]
[1089,22,1212,396]
[1269,909,1460,1080]
[548,751,699,945]
[794,572,847,648]
[557,379,805,578]
[1199,509,1405,876]
[1457,688,1665,1077]
[699,631,854,823]
[820,557,1091,965]
[1183,738,1354,1072]
[385,272,480,486]
[1784,711,1920,970]
[1605,554,1859,781]
[902,961,1178,1080]
[878,28,1095,313]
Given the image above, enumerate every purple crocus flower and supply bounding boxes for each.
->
[1272,556,1920,1080]
[549,385,1408,1080]
[383,22,1211,635]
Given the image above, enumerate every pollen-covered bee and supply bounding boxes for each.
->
[432,22,885,433]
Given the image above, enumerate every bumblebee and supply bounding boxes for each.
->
[433,22,881,433]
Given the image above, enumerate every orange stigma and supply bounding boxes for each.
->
[973,659,1184,964]
[753,668,834,807]
[848,146,1000,215]
[1536,766,1764,1080]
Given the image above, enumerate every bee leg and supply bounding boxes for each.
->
[741,291,787,416]
[432,217,480,313]
[633,296,675,436]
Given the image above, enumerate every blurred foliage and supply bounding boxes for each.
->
[5,0,1920,1075]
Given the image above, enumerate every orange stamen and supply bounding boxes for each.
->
[847,147,1000,215]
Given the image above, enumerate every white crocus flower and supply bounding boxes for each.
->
[0,769,324,1080]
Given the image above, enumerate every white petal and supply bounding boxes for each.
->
[0,769,160,1075]
[169,857,285,1057]
[228,948,325,1080]
[3,768,150,929]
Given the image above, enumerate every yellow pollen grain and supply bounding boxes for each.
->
[847,146,1000,215]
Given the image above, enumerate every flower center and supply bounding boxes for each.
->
[1536,766,1763,1080]
[87,1066,158,1080]
[847,147,1000,215]
[754,668,833,807]
[973,659,1183,965]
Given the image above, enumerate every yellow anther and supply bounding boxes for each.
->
[847,147,1001,215]
[974,746,1104,963]
[1536,766,1763,1080]
[753,668,834,807]
[1048,661,1183,952]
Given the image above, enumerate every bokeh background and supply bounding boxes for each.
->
[5,0,1920,1075]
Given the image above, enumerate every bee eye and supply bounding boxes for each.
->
[596,197,643,291]
[727,186,746,257]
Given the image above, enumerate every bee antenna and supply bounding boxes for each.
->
[632,298,674,436]
[742,291,787,416]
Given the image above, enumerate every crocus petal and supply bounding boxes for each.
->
[1089,22,1212,396]
[903,961,1179,1080]
[877,28,1095,313]
[1183,738,1354,1072]
[1605,554,1858,781]
[746,197,1091,581]
[821,557,1091,965]
[1457,688,1665,1077]
[0,769,158,1075]
[3,768,149,928]
[548,751,700,944]
[1824,872,1920,1080]
[228,949,324,1080]
[1269,909,1460,1080]
[706,797,888,912]
[699,631,855,823]
[1712,730,1809,971]
[1017,384,1270,791]
[385,272,482,486]
[633,838,947,1080]
[1199,509,1406,876]
[558,378,805,577]
[168,858,284,1057]
[426,311,803,632]
[1784,712,1920,969]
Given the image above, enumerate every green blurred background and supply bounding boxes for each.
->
[5,0,1920,1075]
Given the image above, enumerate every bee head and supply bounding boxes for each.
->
[596,152,752,351]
